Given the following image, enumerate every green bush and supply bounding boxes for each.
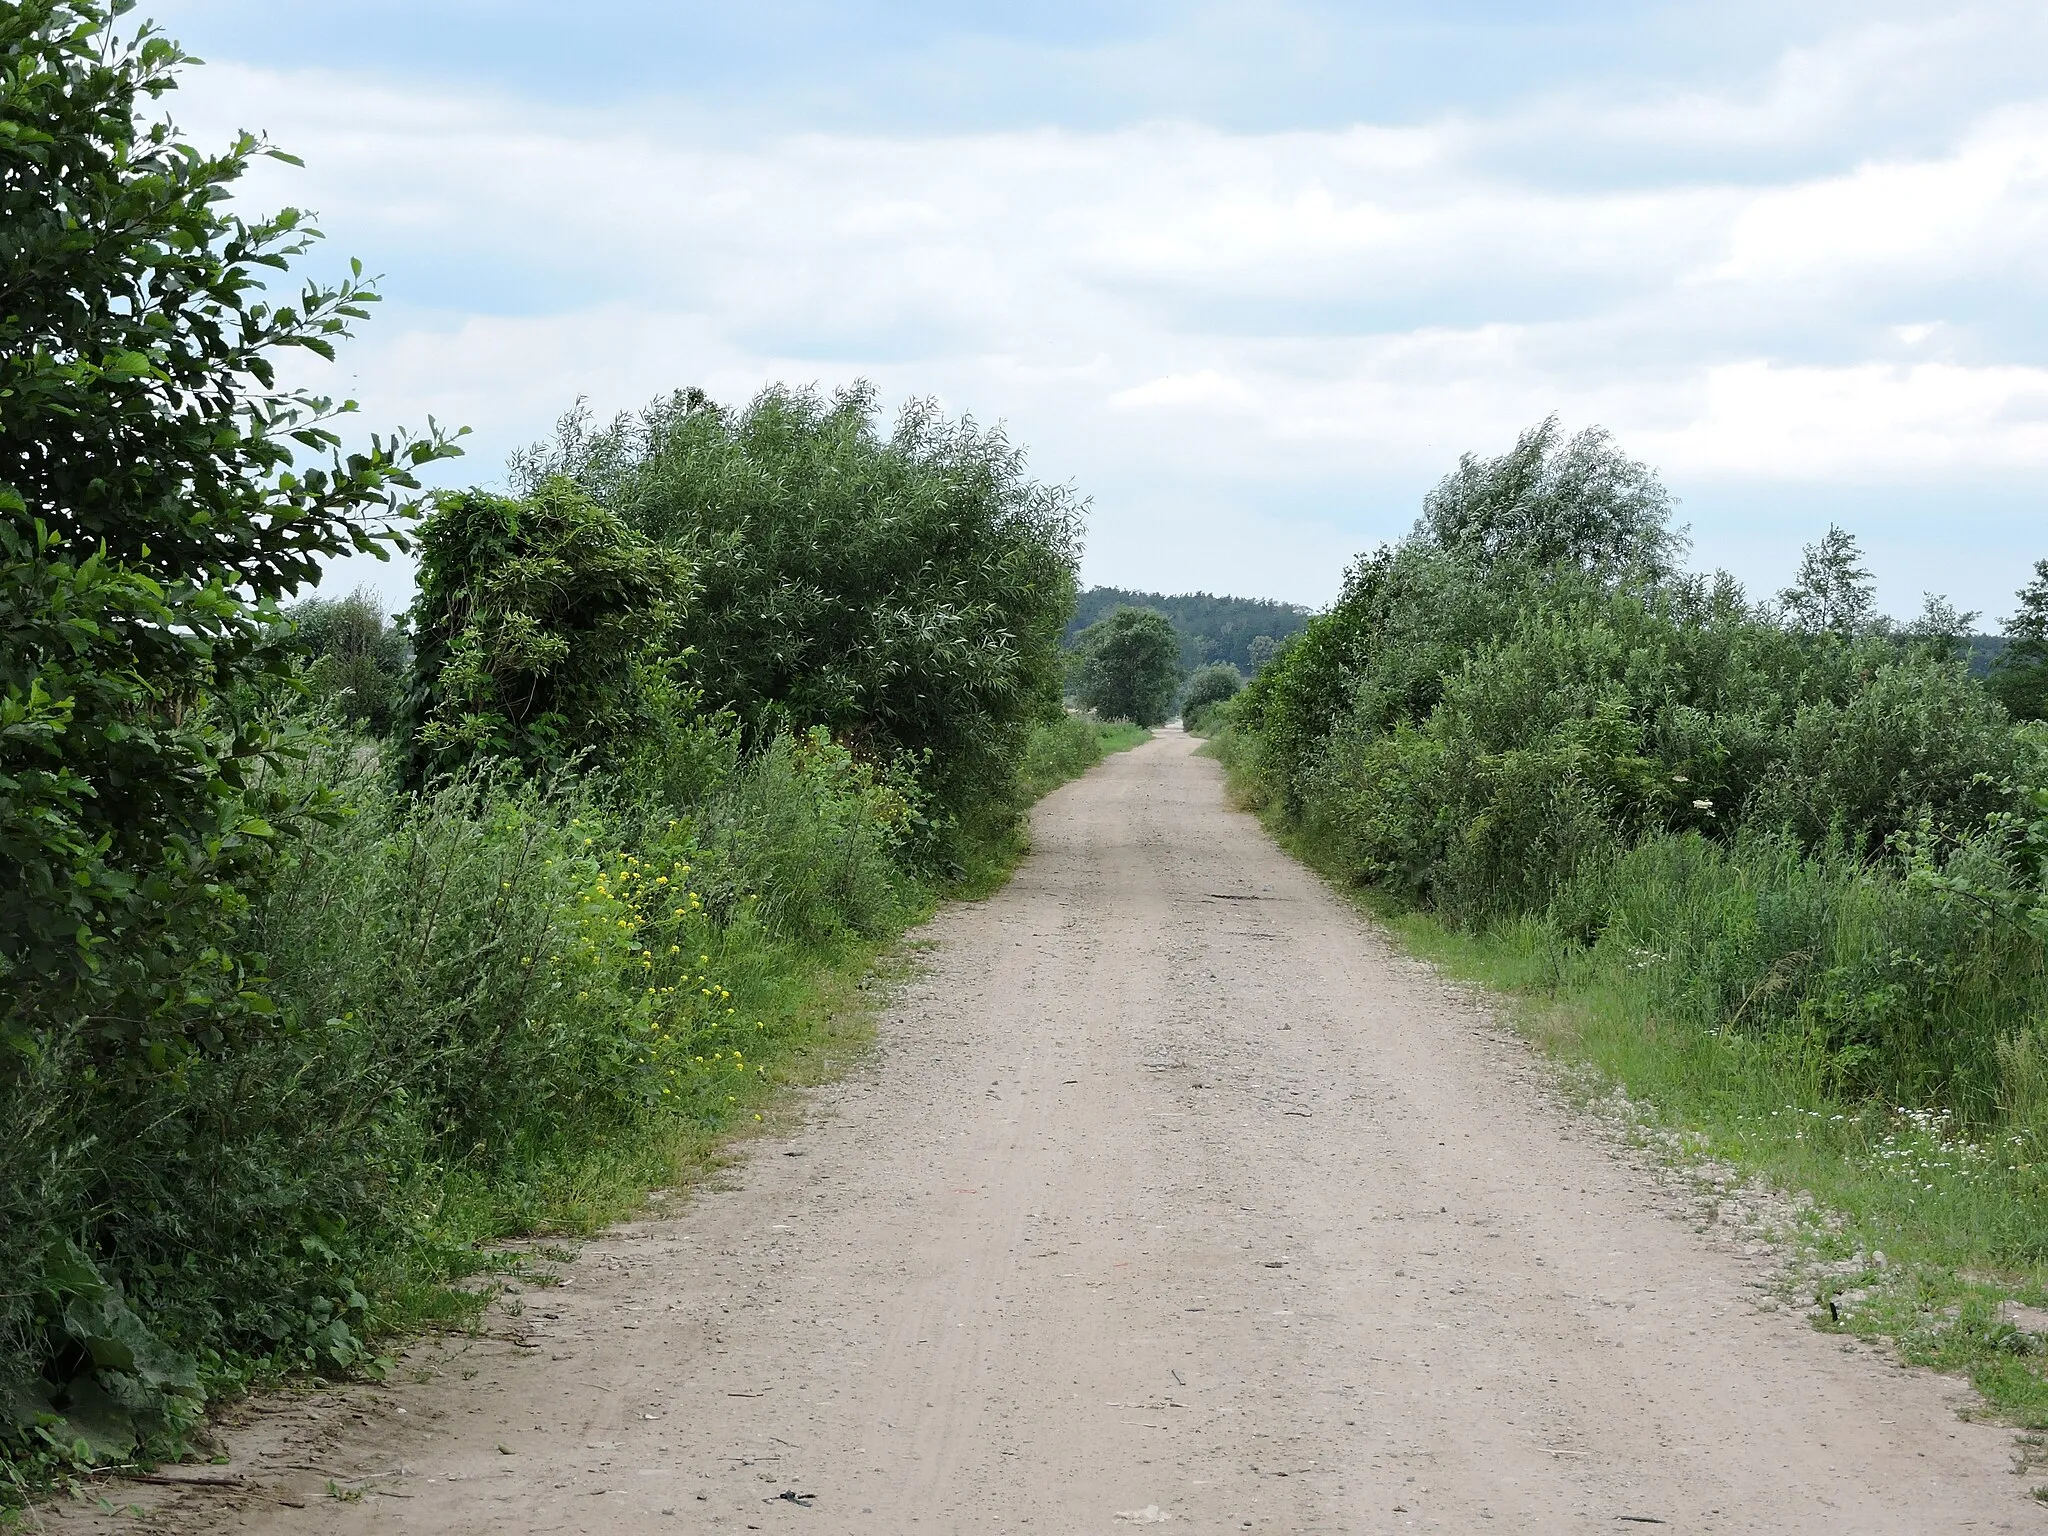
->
[1,0,458,1059]
[289,587,408,735]
[1014,713,1149,799]
[682,728,920,945]
[1,704,938,1477]
[1226,417,2039,1123]
[397,479,691,783]
[1546,823,2046,1114]
[515,386,1081,832]
[1179,662,1242,730]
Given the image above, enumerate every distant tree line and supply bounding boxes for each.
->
[1064,586,1311,674]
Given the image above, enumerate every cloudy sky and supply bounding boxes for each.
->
[151,0,2048,618]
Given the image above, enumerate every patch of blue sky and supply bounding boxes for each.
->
[151,0,1978,133]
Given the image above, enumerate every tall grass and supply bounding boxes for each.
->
[1,720,923,1492]
[1016,713,1150,799]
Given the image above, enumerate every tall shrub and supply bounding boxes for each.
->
[516,385,1083,827]
[397,478,692,783]
[0,1,459,1053]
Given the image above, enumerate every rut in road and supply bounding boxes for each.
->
[81,730,2033,1534]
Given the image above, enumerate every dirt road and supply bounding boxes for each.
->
[94,730,2033,1533]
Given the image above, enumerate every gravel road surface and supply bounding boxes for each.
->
[85,730,2034,1533]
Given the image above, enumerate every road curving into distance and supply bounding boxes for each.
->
[79,729,2034,1534]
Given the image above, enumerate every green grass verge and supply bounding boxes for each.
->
[358,923,910,1341]
[1015,714,1150,801]
[1211,747,2048,1433]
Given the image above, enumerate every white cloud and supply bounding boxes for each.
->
[1110,370,1259,411]
[1711,105,2048,283]
[1638,360,2048,478]
[170,23,2048,611]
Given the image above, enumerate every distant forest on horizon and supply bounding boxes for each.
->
[1065,586,1316,673]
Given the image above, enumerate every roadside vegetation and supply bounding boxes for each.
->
[1212,414,2048,1426]
[0,4,1125,1504]
[1018,715,1151,800]
[1179,662,1243,733]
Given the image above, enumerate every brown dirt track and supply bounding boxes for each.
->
[67,729,2038,1534]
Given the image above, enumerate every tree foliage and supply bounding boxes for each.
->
[1179,661,1242,726]
[1064,586,1311,672]
[0,0,459,1058]
[397,479,692,782]
[1416,415,1683,580]
[289,587,407,734]
[1221,422,2048,1135]
[1990,559,2048,722]
[1233,421,2017,879]
[515,384,1082,825]
[1778,525,1876,636]
[1070,606,1183,727]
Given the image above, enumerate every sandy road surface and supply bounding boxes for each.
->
[82,730,2034,1534]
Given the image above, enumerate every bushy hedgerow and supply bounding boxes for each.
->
[1224,419,2035,1118]
[1,706,931,1478]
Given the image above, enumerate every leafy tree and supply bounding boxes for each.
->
[1989,559,2048,721]
[517,385,1082,824]
[1071,606,1182,726]
[1901,592,1979,659]
[1,1,459,1058]
[397,478,691,782]
[1247,634,1278,674]
[1779,526,1875,635]
[289,586,407,734]
[1180,661,1242,725]
[1416,415,1683,579]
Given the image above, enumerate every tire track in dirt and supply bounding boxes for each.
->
[68,730,2036,1533]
